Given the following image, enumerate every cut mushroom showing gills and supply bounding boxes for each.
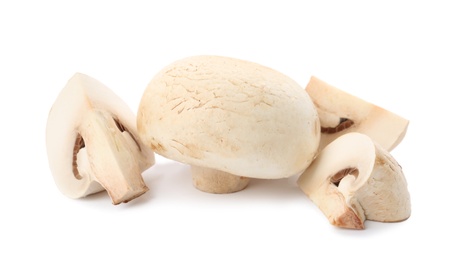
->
[138,55,320,194]
[46,73,155,205]
[306,76,409,151]
[297,133,411,229]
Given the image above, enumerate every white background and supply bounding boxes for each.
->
[1,1,448,259]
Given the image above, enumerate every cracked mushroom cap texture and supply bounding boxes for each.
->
[138,56,320,179]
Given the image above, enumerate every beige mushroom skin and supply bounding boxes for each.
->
[297,133,411,229]
[306,76,409,151]
[46,73,155,204]
[191,166,250,194]
[138,55,320,193]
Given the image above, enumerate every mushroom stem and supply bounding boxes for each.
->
[191,166,250,194]
[309,179,365,229]
[81,109,149,204]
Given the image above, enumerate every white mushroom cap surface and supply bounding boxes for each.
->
[46,73,155,204]
[138,56,320,179]
[298,132,411,229]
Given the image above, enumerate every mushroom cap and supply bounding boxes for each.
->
[46,73,154,199]
[138,55,320,179]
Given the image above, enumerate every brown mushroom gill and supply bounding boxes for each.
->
[321,118,355,134]
[72,133,85,180]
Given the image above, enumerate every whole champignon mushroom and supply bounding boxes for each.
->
[138,55,320,193]
[306,76,409,151]
[46,73,155,204]
[297,132,411,229]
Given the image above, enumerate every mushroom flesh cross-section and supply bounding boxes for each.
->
[306,76,409,151]
[46,73,155,205]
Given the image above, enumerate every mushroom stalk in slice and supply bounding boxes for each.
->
[297,133,411,229]
[138,55,320,194]
[46,73,155,204]
[306,76,409,151]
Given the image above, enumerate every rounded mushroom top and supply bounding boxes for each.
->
[138,56,320,179]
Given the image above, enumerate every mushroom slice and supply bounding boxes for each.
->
[46,73,155,205]
[138,55,320,194]
[306,76,409,151]
[297,133,411,229]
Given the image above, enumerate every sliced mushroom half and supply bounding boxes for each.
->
[297,133,411,229]
[306,76,409,151]
[46,73,155,204]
